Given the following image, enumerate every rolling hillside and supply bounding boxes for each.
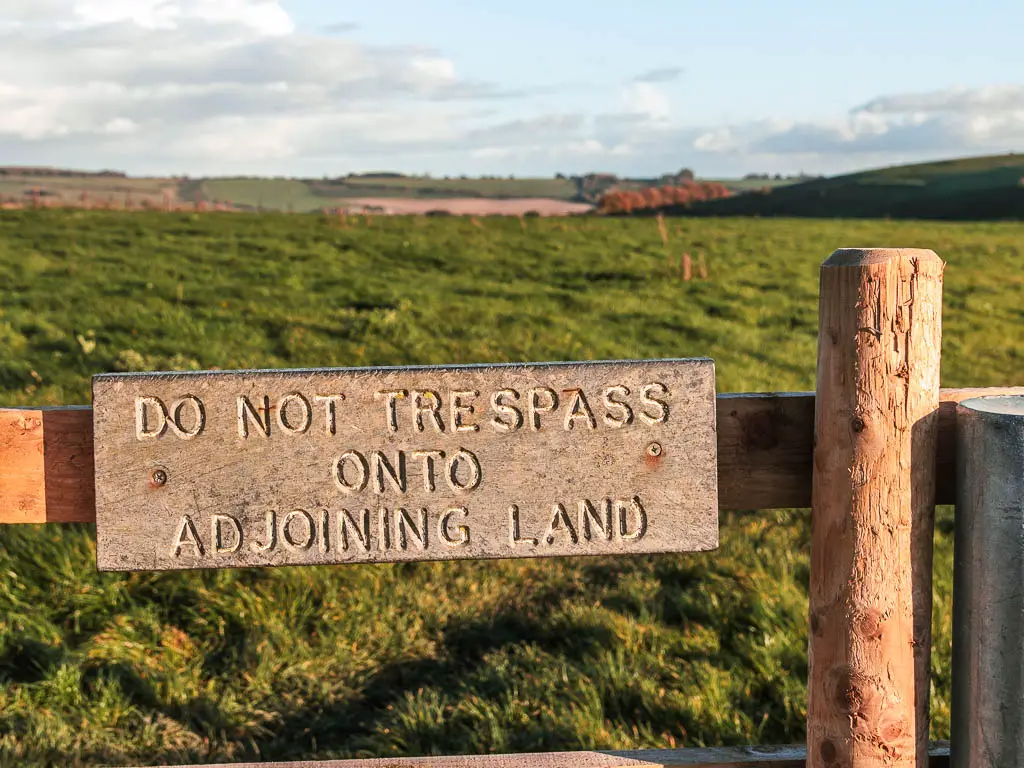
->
[0,170,585,212]
[3,154,1023,219]
[675,154,1024,220]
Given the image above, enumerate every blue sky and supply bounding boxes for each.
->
[0,0,1021,177]
[289,0,1020,121]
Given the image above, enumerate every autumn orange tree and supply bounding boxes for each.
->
[598,181,733,214]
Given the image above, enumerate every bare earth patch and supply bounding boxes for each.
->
[339,197,594,216]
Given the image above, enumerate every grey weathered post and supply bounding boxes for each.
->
[952,395,1024,768]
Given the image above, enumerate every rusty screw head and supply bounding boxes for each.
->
[151,469,168,487]
[647,442,663,457]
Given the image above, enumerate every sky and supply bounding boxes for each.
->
[0,0,1022,178]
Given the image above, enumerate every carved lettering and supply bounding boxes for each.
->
[563,388,597,430]
[135,395,168,439]
[277,392,312,434]
[490,389,523,432]
[252,510,277,552]
[238,395,271,438]
[320,509,330,552]
[451,390,480,433]
[446,449,481,491]
[372,450,406,494]
[618,496,648,541]
[602,385,633,428]
[213,514,243,554]
[136,395,205,439]
[580,499,612,541]
[334,451,369,493]
[282,509,315,550]
[339,508,371,551]
[374,390,406,433]
[378,507,391,550]
[439,507,470,547]
[413,390,445,433]
[397,508,428,550]
[169,396,205,439]
[528,387,558,430]
[95,358,718,572]
[313,394,346,435]
[639,383,669,425]
[509,505,538,547]
[172,515,204,557]
[545,502,578,544]
[411,449,444,492]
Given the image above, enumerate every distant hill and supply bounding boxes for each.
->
[4,155,1021,218]
[672,153,1024,220]
[0,170,584,212]
[0,167,794,213]
[0,166,126,178]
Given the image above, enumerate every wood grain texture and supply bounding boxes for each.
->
[121,742,951,768]
[0,406,93,523]
[2,389,1022,526]
[714,392,815,510]
[0,408,44,523]
[808,248,944,768]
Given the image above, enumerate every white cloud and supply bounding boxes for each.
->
[466,115,585,146]
[70,0,293,34]
[0,0,519,172]
[857,85,1024,114]
[564,139,605,155]
[693,127,744,153]
[101,117,137,135]
[751,108,1024,156]
[0,1,1020,177]
[622,82,671,121]
[410,56,456,85]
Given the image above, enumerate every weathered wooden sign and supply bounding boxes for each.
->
[92,359,718,571]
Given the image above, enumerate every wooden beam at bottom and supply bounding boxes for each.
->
[130,742,949,768]
[1,388,1021,524]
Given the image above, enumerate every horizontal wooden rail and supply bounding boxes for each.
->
[130,742,951,768]
[1,388,1020,525]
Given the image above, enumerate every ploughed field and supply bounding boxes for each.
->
[0,211,1021,766]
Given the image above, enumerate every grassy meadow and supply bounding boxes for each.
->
[0,210,1021,767]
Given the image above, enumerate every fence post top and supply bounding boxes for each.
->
[958,395,1024,418]
[823,247,941,267]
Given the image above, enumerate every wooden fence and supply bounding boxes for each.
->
[1,247,1022,767]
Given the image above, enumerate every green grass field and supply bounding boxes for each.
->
[318,175,580,199]
[0,211,1021,767]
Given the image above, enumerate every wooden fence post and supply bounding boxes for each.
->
[951,395,1024,768]
[808,248,944,767]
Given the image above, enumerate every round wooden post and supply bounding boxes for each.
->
[952,396,1024,768]
[808,248,943,767]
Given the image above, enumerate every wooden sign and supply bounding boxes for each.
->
[92,359,718,571]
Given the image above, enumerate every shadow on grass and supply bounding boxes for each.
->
[0,636,64,684]
[244,608,617,760]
